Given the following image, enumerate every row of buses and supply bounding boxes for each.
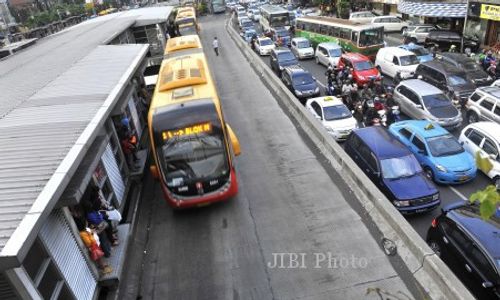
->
[148,33,241,209]
[258,5,384,59]
[174,6,200,36]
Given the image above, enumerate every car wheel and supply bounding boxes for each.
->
[467,111,479,124]
[315,56,319,64]
[400,27,407,34]
[428,240,441,257]
[495,177,500,191]
[424,167,434,181]
[410,37,417,44]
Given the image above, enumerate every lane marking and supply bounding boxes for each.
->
[448,186,468,201]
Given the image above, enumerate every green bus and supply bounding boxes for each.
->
[295,16,384,60]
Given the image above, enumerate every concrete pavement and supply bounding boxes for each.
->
[117,14,421,300]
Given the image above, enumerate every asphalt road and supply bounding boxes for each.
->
[118,13,422,300]
[234,16,492,239]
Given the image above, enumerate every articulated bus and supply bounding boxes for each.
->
[259,5,290,32]
[295,16,384,59]
[175,7,199,36]
[149,35,241,208]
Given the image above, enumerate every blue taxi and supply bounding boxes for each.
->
[388,120,477,184]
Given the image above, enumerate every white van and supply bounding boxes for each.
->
[375,47,420,79]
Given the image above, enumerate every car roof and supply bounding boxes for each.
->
[399,79,443,96]
[354,127,412,159]
[342,52,369,62]
[309,96,344,107]
[284,65,309,75]
[379,47,415,56]
[373,15,398,19]
[395,120,449,138]
[292,37,308,42]
[438,52,471,63]
[419,60,465,74]
[399,43,423,50]
[477,86,500,99]
[465,122,500,140]
[448,206,500,264]
[318,42,341,49]
[273,47,292,54]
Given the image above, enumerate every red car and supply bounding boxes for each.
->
[338,53,381,86]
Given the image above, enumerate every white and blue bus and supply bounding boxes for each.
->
[259,5,290,32]
[212,0,225,13]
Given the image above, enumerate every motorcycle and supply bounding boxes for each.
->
[387,106,401,125]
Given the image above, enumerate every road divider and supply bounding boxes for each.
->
[226,17,475,300]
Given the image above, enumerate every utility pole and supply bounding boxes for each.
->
[461,0,469,53]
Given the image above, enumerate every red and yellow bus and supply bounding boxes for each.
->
[149,35,241,208]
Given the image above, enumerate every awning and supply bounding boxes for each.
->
[398,0,467,18]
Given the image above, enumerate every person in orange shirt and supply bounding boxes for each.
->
[76,218,112,275]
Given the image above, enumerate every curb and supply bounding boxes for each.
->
[225,17,475,300]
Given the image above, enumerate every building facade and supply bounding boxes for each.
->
[465,0,499,47]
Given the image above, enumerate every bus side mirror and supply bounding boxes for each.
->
[150,165,159,180]
[226,124,241,156]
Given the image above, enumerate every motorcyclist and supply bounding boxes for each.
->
[359,84,374,101]
[373,96,385,112]
[342,79,357,106]
[449,44,458,53]
[325,66,335,83]
[486,61,497,78]
[483,51,496,70]
[364,100,379,126]
[250,33,258,51]
[373,80,385,96]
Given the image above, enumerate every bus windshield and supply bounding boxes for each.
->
[160,123,229,186]
[178,24,197,36]
[271,13,290,27]
[358,27,383,47]
[176,17,196,26]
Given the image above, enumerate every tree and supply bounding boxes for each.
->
[470,185,500,220]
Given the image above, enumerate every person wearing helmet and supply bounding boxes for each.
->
[364,99,379,126]
[484,51,496,70]
[359,83,373,101]
[342,79,357,96]
[449,44,457,53]
[373,80,385,96]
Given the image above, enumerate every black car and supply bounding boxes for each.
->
[270,48,298,76]
[424,30,479,52]
[281,65,320,102]
[438,52,495,86]
[344,127,440,214]
[427,201,500,300]
[415,60,476,106]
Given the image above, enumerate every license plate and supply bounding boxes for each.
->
[197,202,211,208]
[415,208,429,213]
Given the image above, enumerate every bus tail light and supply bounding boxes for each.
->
[431,218,438,228]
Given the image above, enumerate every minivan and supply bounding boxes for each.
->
[415,60,476,107]
[344,127,440,214]
[465,86,500,125]
[375,47,420,79]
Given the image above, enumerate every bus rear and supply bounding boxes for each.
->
[150,100,238,208]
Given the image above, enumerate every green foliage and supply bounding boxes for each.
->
[198,2,207,14]
[470,185,500,220]
[24,4,85,29]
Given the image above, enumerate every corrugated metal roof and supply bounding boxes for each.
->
[0,44,149,267]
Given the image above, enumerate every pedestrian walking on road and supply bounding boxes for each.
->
[213,37,219,56]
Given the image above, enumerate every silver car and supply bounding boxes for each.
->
[465,86,500,125]
[394,79,462,130]
[402,25,438,43]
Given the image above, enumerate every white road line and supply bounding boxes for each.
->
[316,80,326,89]
[448,186,468,201]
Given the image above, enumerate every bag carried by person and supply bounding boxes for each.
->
[106,209,122,222]
[90,243,105,261]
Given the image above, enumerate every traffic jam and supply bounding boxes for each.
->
[227,2,500,299]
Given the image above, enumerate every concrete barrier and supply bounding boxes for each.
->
[226,17,475,300]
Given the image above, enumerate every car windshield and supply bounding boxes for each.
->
[359,27,384,47]
[422,93,451,109]
[448,75,468,86]
[354,61,374,71]
[292,73,314,86]
[260,39,272,46]
[426,134,464,157]
[161,124,229,185]
[328,48,342,57]
[410,47,429,56]
[400,55,419,66]
[278,51,295,61]
[381,155,422,180]
[297,40,310,48]
[323,104,352,121]
[462,61,481,72]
